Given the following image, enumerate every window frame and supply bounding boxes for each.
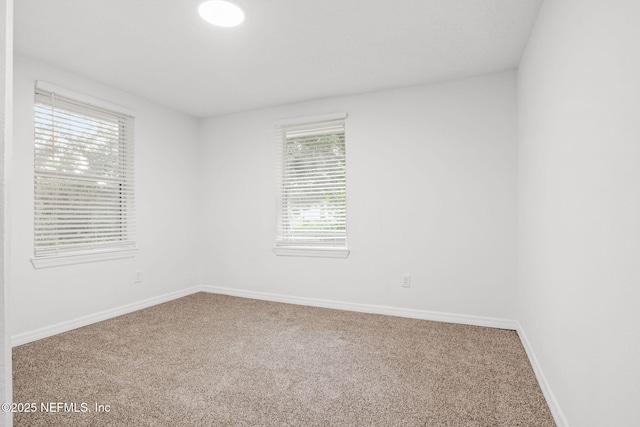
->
[30,81,137,268]
[273,112,349,259]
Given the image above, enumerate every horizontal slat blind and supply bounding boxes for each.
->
[34,87,135,255]
[276,117,347,248]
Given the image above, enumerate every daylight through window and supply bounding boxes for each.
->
[275,113,348,258]
[33,86,135,258]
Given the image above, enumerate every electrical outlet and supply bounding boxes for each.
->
[135,271,142,283]
[402,275,411,288]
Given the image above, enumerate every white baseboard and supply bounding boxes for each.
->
[12,284,516,347]
[517,322,569,427]
[12,286,202,347]
[200,285,518,330]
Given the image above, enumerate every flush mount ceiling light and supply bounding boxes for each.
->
[199,0,245,27]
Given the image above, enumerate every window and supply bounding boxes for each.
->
[274,113,349,258]
[32,82,136,268]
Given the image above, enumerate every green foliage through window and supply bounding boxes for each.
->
[276,117,347,248]
[34,88,135,255]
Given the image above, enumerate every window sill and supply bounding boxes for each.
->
[273,246,350,259]
[31,248,138,269]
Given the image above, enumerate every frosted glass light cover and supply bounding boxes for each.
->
[198,1,244,27]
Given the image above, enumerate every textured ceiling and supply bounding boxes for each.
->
[15,0,542,118]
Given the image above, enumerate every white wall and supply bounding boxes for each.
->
[10,56,200,338]
[199,71,517,321]
[517,0,640,426]
[1,2,13,425]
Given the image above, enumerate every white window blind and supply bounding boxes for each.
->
[33,86,135,257]
[275,114,348,257]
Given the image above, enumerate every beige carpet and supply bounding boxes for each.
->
[13,293,555,426]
